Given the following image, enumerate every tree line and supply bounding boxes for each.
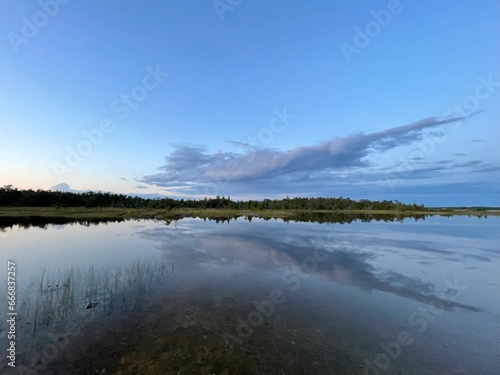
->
[0,185,426,211]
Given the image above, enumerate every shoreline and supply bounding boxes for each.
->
[0,207,498,220]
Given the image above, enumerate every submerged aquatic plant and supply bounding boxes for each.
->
[10,254,172,357]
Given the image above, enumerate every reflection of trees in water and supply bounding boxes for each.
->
[284,212,428,224]
[0,217,125,230]
[163,212,429,225]
[0,212,458,230]
[5,255,171,360]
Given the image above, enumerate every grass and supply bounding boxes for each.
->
[0,206,499,220]
[3,255,172,355]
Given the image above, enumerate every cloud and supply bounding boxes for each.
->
[48,183,167,200]
[49,183,93,194]
[476,166,500,173]
[141,116,468,194]
[50,183,72,192]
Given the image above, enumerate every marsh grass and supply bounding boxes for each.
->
[1,207,498,222]
[7,254,172,356]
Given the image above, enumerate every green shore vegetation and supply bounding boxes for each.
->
[0,185,498,221]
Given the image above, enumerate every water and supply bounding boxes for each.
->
[0,215,499,374]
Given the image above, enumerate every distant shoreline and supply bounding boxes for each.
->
[0,207,498,220]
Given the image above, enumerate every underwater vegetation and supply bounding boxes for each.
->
[0,254,172,371]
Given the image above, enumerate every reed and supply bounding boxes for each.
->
[9,254,172,355]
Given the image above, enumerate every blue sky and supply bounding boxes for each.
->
[0,0,499,206]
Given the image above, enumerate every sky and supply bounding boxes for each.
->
[0,0,499,206]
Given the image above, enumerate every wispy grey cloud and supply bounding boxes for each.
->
[141,116,467,193]
[475,166,500,173]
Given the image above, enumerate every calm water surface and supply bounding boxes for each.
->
[0,215,499,374]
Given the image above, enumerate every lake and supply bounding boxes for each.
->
[1,215,499,374]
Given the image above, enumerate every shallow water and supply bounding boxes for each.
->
[1,215,499,374]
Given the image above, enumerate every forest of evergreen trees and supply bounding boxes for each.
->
[0,185,426,211]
